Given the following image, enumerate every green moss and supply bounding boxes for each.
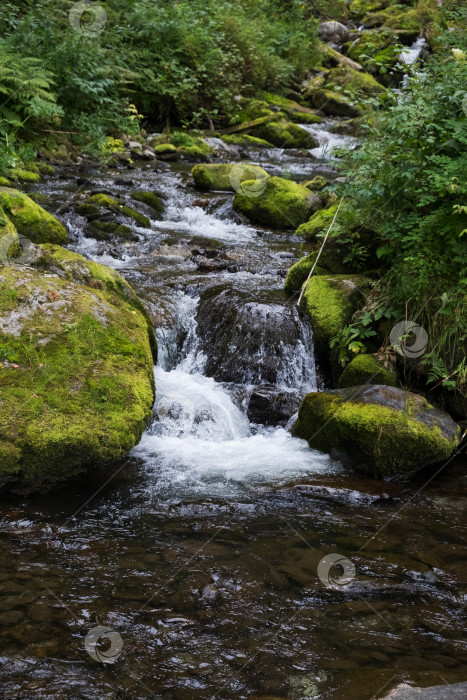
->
[284,253,327,294]
[154,143,177,155]
[28,193,52,206]
[176,145,212,160]
[0,177,11,187]
[6,169,41,184]
[293,386,459,477]
[36,163,56,176]
[131,190,164,215]
[303,176,327,191]
[325,66,386,96]
[362,6,421,31]
[0,245,157,487]
[76,203,101,220]
[85,193,151,228]
[85,221,136,241]
[235,98,275,123]
[338,353,398,388]
[192,163,269,192]
[301,274,372,365]
[347,29,396,64]
[313,89,360,118]
[297,203,356,241]
[222,134,274,148]
[0,188,67,244]
[261,92,323,124]
[252,119,317,148]
[349,0,387,17]
[233,176,317,229]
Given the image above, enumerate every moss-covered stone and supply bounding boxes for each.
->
[349,0,388,17]
[293,385,460,478]
[192,163,269,192]
[84,221,137,242]
[0,244,156,490]
[6,169,41,184]
[362,5,421,31]
[347,29,396,64]
[300,273,372,370]
[176,145,211,160]
[338,353,398,388]
[153,143,177,155]
[252,120,319,149]
[233,176,318,229]
[85,193,151,228]
[262,92,323,124]
[324,65,386,96]
[312,89,360,118]
[297,203,355,241]
[235,98,275,123]
[222,134,274,148]
[284,252,328,294]
[36,163,56,176]
[131,190,164,215]
[0,177,11,187]
[303,176,327,191]
[0,188,67,244]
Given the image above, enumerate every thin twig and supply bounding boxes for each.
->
[297,196,344,307]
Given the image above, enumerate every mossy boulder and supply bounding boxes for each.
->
[222,134,274,148]
[192,163,269,192]
[36,163,56,176]
[362,5,421,31]
[349,0,388,17]
[0,188,67,244]
[84,221,138,242]
[284,252,328,294]
[293,385,460,478]
[324,66,386,96]
[261,92,323,124]
[303,176,327,191]
[6,169,41,184]
[0,177,11,187]
[235,98,275,123]
[85,193,151,228]
[233,176,319,229]
[0,244,156,491]
[312,89,360,118]
[153,143,177,155]
[347,29,396,64]
[130,190,164,216]
[297,203,355,242]
[338,353,398,388]
[252,120,319,149]
[300,273,372,373]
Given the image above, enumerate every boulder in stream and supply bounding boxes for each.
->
[0,242,156,492]
[233,176,320,229]
[293,384,460,478]
[0,188,67,244]
[192,163,269,192]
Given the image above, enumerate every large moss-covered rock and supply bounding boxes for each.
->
[6,169,41,184]
[261,93,323,124]
[252,120,319,149]
[130,190,164,216]
[233,176,319,229]
[293,385,460,478]
[324,66,386,96]
[0,188,67,244]
[222,134,274,148]
[284,249,346,294]
[300,274,372,372]
[338,353,398,388]
[297,203,356,241]
[192,163,269,192]
[0,244,156,491]
[349,0,388,18]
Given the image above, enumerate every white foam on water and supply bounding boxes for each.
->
[399,37,426,66]
[155,205,257,243]
[302,121,359,160]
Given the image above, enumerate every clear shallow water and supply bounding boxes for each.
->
[1,137,466,699]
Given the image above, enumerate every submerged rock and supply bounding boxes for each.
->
[293,385,460,478]
[233,176,320,229]
[0,244,156,491]
[196,286,312,386]
[0,188,67,244]
[247,385,300,426]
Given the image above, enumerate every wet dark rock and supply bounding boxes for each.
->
[196,286,308,385]
[248,385,299,425]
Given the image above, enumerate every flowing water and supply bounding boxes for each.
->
[0,126,466,699]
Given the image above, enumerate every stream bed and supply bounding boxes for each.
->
[0,129,466,699]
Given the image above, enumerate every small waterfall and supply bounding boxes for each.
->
[399,37,427,89]
[301,121,359,160]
